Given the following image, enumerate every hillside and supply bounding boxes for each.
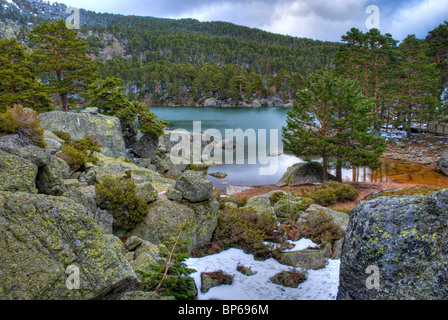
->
[0,0,341,106]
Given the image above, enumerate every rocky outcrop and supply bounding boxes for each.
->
[0,149,38,194]
[129,133,159,159]
[0,191,140,300]
[437,151,448,175]
[127,197,219,251]
[92,152,175,193]
[276,162,325,186]
[338,189,448,300]
[174,170,214,203]
[0,135,70,196]
[38,111,127,157]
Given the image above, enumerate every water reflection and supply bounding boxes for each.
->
[341,158,448,187]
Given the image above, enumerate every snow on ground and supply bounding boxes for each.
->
[282,239,320,252]
[184,247,340,300]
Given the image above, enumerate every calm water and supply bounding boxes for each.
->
[152,107,448,189]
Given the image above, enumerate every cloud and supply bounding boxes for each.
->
[52,0,448,41]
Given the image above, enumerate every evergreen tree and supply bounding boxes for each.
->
[426,21,448,95]
[28,20,97,112]
[0,38,52,113]
[283,69,385,181]
[396,35,439,137]
[88,77,167,137]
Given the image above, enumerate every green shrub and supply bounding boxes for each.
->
[301,186,337,206]
[0,104,45,147]
[95,175,149,231]
[297,210,345,245]
[72,135,102,153]
[203,206,279,260]
[301,182,358,206]
[57,144,86,172]
[323,181,358,202]
[52,130,72,144]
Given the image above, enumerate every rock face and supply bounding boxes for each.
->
[338,189,448,300]
[130,133,159,159]
[0,135,70,196]
[174,171,214,203]
[0,149,38,194]
[0,192,140,300]
[127,197,219,251]
[38,111,126,157]
[276,162,325,186]
[437,151,448,175]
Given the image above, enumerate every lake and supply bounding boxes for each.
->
[152,107,448,189]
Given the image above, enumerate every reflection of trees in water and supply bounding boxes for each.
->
[350,159,448,186]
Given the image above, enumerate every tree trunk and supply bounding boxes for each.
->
[61,93,69,112]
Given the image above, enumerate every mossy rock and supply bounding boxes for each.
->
[0,191,140,300]
[0,149,38,194]
[338,189,448,300]
[127,197,219,251]
[38,111,127,157]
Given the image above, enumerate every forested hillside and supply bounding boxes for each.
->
[0,0,340,106]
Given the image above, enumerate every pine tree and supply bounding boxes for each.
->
[0,38,52,113]
[426,21,448,96]
[282,69,385,181]
[28,20,97,112]
[396,35,439,137]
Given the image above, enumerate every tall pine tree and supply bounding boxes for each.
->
[28,20,97,112]
[283,69,385,181]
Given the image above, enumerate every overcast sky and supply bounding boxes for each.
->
[51,0,448,41]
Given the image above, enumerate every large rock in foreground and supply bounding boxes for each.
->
[338,189,448,300]
[0,192,140,300]
[38,111,126,157]
[127,197,219,251]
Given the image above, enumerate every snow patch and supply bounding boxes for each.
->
[185,248,340,300]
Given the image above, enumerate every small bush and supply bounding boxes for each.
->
[270,269,307,288]
[202,206,279,260]
[301,186,337,206]
[52,130,72,144]
[0,105,45,147]
[95,175,149,232]
[57,144,86,172]
[72,135,102,153]
[323,181,358,202]
[217,195,248,209]
[301,182,358,206]
[297,210,345,245]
